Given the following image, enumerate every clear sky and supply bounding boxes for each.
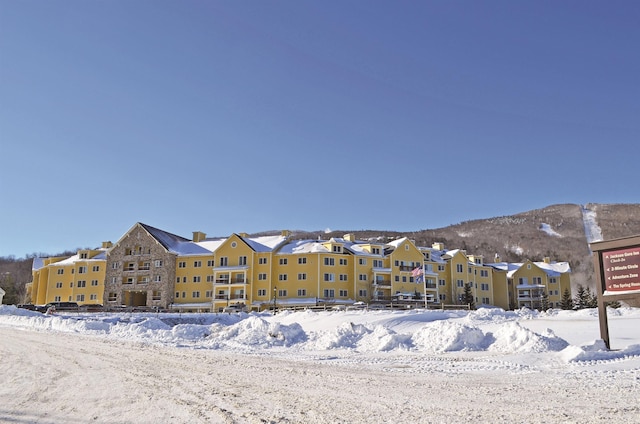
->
[1,1,639,258]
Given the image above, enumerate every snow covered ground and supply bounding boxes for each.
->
[1,305,639,423]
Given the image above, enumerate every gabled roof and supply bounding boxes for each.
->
[241,235,289,253]
[139,223,213,256]
[486,260,571,278]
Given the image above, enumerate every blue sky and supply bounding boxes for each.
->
[1,1,639,258]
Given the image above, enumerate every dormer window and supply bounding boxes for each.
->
[333,245,342,253]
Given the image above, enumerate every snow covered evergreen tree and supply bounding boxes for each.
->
[462,282,476,310]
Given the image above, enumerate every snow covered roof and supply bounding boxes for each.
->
[278,240,329,254]
[486,261,571,278]
[241,235,288,253]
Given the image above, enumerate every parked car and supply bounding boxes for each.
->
[223,303,248,313]
[44,301,79,312]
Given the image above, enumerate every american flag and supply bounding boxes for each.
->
[411,267,423,277]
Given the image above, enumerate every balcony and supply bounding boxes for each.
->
[398,266,414,272]
[425,283,437,289]
[373,280,391,288]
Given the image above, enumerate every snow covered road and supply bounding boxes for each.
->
[2,325,639,424]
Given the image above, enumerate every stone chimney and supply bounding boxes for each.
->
[102,241,113,249]
[494,253,501,263]
[343,234,356,242]
[432,242,445,251]
[192,231,207,242]
[543,256,551,264]
[281,230,291,238]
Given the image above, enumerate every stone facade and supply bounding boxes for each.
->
[105,224,177,309]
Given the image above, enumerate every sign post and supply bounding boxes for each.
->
[590,235,640,349]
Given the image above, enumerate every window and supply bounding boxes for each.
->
[239,256,247,266]
[78,266,87,274]
[259,257,268,265]
[76,294,85,302]
[402,276,407,282]
[395,276,399,282]
[482,297,490,304]
[258,273,267,280]
[405,245,409,251]
[297,273,307,280]
[207,260,215,267]
[258,289,266,296]
[373,260,383,268]
[207,275,214,282]
[481,283,489,291]
[333,245,342,253]
[56,282,63,288]
[90,294,97,301]
[152,291,161,301]
[112,262,119,269]
[92,265,100,272]
[358,289,367,297]
[297,289,307,296]
[80,253,88,259]
[205,291,212,298]
[108,292,117,302]
[439,294,446,301]
[324,258,335,266]
[192,291,200,298]
[193,276,201,283]
[323,289,335,298]
[439,279,446,286]
[457,280,464,288]
[359,258,366,265]
[550,277,557,284]
[219,257,228,267]
[279,274,287,281]
[175,292,180,298]
[194,261,202,268]
[298,257,307,265]
[279,258,288,265]
[533,277,542,284]
[339,274,348,281]
[339,258,347,266]
[372,247,380,255]
[480,270,489,277]
[176,277,181,283]
[324,273,335,282]
[456,264,463,273]
[278,289,287,297]
[154,275,162,282]
[57,269,64,275]
[54,296,61,302]
[111,277,117,284]
[77,280,86,288]
[359,274,367,281]
[231,241,237,248]
[182,292,186,298]
[438,265,445,271]
[339,290,348,297]
[70,282,73,288]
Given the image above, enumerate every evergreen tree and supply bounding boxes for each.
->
[462,282,476,310]
[574,284,589,309]
[540,291,549,311]
[585,286,598,308]
[606,300,622,309]
[560,288,574,310]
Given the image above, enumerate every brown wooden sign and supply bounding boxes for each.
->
[591,235,640,349]
[601,246,640,293]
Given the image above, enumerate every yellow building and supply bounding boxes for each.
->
[27,222,571,312]
[29,248,108,306]
[486,257,572,309]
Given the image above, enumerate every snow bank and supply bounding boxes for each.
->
[2,305,640,363]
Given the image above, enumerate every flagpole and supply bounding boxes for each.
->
[423,262,428,309]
